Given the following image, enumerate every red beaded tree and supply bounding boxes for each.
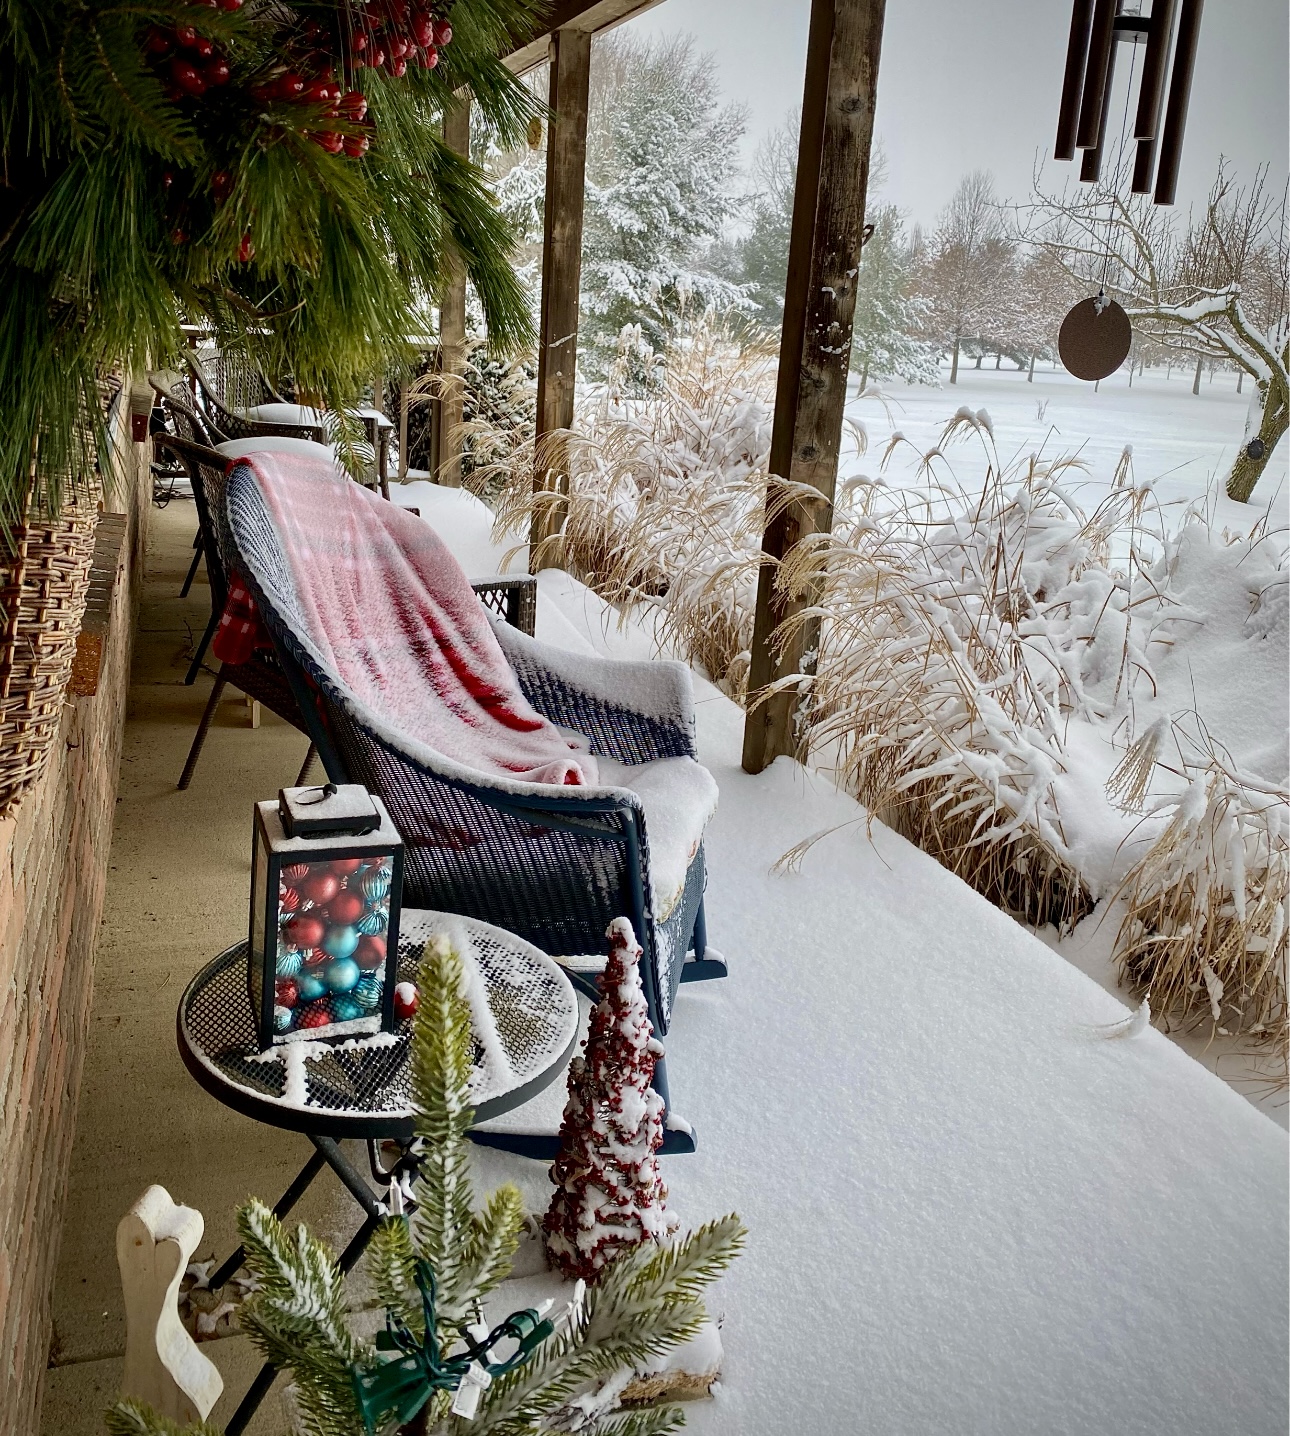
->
[543,919,679,1283]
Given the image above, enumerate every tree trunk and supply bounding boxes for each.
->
[1191,355,1202,395]
[994,351,1001,370]
[1027,351,1035,382]
[949,335,960,385]
[1166,361,1172,379]
[860,358,869,391]
[1236,369,1243,394]
[1226,380,1289,503]
[974,353,982,369]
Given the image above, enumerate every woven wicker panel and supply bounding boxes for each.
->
[0,488,101,815]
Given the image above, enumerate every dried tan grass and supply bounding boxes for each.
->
[1114,744,1288,1062]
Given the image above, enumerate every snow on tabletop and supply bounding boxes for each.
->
[461,567,1288,1436]
[388,480,524,579]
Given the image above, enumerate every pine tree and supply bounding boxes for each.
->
[107,935,744,1436]
[577,33,751,377]
[1,0,542,536]
[850,206,940,388]
[544,920,679,1283]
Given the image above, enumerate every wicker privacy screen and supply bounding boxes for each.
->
[0,387,116,816]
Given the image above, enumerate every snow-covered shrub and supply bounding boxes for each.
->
[1115,747,1287,1055]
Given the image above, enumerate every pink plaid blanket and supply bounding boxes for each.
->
[215,452,596,786]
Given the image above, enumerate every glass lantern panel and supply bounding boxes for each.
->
[272,853,394,1039]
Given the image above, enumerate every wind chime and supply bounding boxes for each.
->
[1051,0,1203,381]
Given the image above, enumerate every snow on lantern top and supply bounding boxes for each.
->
[248,784,404,1051]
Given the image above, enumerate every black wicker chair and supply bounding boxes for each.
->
[221,460,725,1155]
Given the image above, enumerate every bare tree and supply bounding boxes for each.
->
[918,171,1013,384]
[1031,159,1289,502]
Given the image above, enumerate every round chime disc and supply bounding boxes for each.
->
[1058,296,1132,382]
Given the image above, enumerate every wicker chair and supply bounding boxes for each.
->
[221,461,724,1155]
[186,348,391,492]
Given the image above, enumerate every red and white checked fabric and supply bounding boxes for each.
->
[221,452,596,786]
[212,571,272,666]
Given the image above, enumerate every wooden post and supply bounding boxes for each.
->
[531,26,592,567]
[741,0,886,776]
[437,96,471,487]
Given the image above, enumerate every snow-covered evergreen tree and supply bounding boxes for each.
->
[545,920,679,1283]
[107,935,744,1436]
[579,33,751,376]
[851,206,941,387]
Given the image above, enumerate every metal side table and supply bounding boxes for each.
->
[176,909,578,1433]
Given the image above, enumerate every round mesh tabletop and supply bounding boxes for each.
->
[176,909,579,1139]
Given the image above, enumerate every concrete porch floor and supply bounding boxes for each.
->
[41,500,356,1434]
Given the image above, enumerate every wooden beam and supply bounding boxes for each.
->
[505,0,664,75]
[433,95,470,488]
[741,0,886,775]
[530,26,591,566]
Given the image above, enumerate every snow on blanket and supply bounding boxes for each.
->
[227,452,593,785]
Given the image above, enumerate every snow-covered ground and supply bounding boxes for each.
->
[395,481,1287,1436]
[848,363,1289,535]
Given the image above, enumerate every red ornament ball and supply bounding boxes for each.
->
[205,59,230,87]
[275,978,299,1008]
[339,90,368,121]
[343,134,370,158]
[314,131,345,155]
[237,231,255,263]
[330,857,364,875]
[326,891,365,926]
[284,913,326,951]
[277,72,306,98]
[175,25,198,46]
[434,20,452,44]
[304,947,330,967]
[278,885,300,914]
[414,45,438,69]
[298,870,340,906]
[411,12,433,45]
[298,1003,332,1029]
[389,56,408,78]
[354,934,386,970]
[393,982,418,1021]
[283,863,310,880]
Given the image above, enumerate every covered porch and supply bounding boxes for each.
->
[39,486,1287,1434]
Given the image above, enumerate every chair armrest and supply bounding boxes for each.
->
[490,621,697,763]
[471,576,536,636]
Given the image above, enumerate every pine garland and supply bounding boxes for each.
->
[107,933,744,1435]
[0,0,542,538]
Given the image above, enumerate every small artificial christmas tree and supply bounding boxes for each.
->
[106,934,743,1436]
[544,919,679,1284]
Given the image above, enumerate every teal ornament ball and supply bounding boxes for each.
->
[360,871,390,901]
[273,1004,293,1033]
[354,975,382,1011]
[297,971,327,1002]
[331,995,365,1022]
[356,908,387,935]
[322,923,359,960]
[325,957,360,993]
[276,949,303,977]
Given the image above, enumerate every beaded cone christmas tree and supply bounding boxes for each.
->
[544,919,680,1284]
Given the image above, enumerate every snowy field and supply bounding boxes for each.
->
[847,362,1289,536]
[395,483,1287,1436]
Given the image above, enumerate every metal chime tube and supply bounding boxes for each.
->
[1131,0,1176,192]
[1075,0,1119,151]
[1055,0,1095,159]
[1153,0,1203,204]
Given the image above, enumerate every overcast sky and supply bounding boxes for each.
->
[626,0,1289,230]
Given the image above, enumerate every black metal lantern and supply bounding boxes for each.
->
[249,784,404,1050]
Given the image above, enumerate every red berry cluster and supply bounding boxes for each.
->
[346,2,453,78]
[250,69,373,156]
[144,2,243,99]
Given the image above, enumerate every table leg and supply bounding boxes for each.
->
[208,1145,328,1291]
